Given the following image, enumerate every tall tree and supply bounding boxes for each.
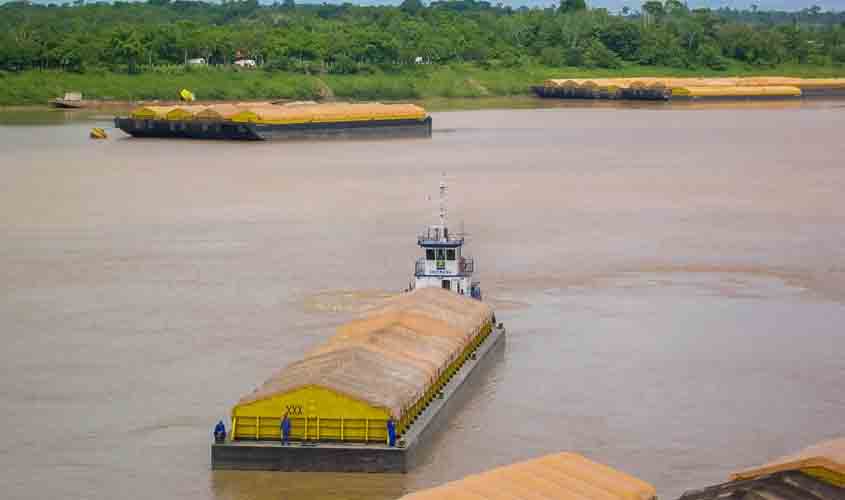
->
[109,26,145,73]
[559,0,587,14]
[400,0,424,15]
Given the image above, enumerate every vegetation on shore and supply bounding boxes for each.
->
[1,0,844,104]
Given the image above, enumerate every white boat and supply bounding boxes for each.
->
[410,178,481,300]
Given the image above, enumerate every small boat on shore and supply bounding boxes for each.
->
[50,91,86,108]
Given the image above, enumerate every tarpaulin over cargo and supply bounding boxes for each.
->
[194,104,242,120]
[165,106,205,120]
[671,86,802,98]
[730,437,845,485]
[237,288,492,420]
[543,77,845,90]
[129,105,178,120]
[236,103,428,125]
[127,102,428,125]
[398,452,657,500]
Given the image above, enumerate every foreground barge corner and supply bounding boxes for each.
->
[384,437,844,500]
[211,323,505,473]
[393,452,657,500]
[680,437,845,500]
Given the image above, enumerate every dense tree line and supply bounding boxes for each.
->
[1,0,844,75]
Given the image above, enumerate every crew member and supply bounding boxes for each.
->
[280,413,291,445]
[387,417,396,447]
[214,420,226,443]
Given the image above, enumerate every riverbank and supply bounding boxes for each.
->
[3,63,845,106]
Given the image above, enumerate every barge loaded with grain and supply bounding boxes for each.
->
[212,180,504,472]
[534,77,845,101]
[115,101,432,141]
[212,288,504,472]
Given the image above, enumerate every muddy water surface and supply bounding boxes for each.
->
[1,102,844,500]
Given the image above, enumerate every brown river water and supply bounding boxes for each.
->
[1,101,844,500]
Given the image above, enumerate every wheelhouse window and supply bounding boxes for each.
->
[436,249,445,260]
[446,249,456,261]
[426,249,435,260]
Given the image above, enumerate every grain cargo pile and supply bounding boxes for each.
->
[671,86,803,98]
[398,452,657,500]
[116,101,431,140]
[730,437,845,483]
[229,288,494,443]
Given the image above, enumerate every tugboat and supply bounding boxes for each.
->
[410,177,482,300]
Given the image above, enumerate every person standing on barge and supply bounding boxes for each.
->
[280,413,291,445]
[214,421,226,443]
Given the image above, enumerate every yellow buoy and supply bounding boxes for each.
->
[179,89,196,102]
[89,127,108,139]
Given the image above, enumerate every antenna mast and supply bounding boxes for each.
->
[439,173,448,230]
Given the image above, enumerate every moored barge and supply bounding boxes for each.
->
[534,77,845,102]
[116,102,432,141]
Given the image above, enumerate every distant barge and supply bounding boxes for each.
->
[534,77,845,102]
[115,102,432,141]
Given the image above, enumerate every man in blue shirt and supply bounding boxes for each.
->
[280,413,291,445]
[387,417,396,447]
[213,420,226,443]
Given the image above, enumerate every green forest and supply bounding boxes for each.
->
[2,0,845,104]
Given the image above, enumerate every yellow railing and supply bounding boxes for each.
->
[233,415,389,443]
